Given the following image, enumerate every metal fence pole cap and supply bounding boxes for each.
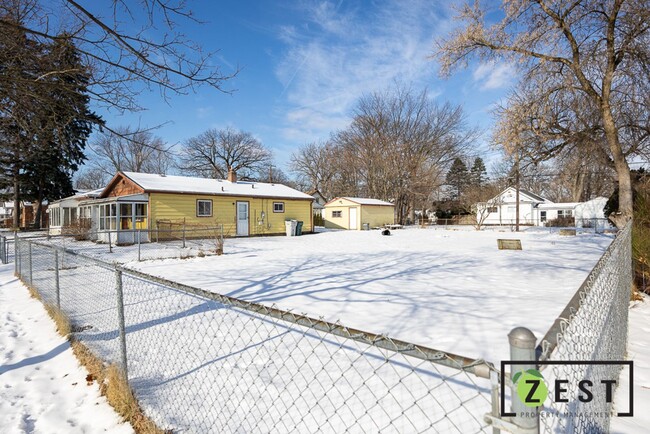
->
[508,327,537,349]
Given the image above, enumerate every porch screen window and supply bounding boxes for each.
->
[197,200,212,217]
[99,204,117,230]
[63,208,70,226]
[120,204,133,230]
[50,208,60,227]
[135,203,148,229]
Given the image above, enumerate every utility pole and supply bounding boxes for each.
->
[515,150,520,232]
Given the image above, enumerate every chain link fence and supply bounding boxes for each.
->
[534,220,632,433]
[0,233,11,264]
[11,222,633,433]
[34,227,225,263]
[16,238,495,433]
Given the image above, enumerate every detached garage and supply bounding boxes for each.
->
[323,197,395,230]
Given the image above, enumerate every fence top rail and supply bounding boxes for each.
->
[21,237,494,379]
[536,220,631,362]
[25,239,120,270]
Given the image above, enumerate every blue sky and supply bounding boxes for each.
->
[100,0,515,171]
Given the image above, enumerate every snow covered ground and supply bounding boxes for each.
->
[132,226,614,363]
[5,225,648,432]
[611,294,650,434]
[0,263,133,434]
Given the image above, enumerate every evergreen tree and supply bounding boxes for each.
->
[24,34,101,228]
[0,24,101,228]
[470,157,487,187]
[446,157,469,199]
[0,16,43,227]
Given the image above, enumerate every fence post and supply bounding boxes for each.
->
[508,327,539,433]
[114,268,129,377]
[137,230,141,261]
[182,224,186,248]
[54,249,61,309]
[28,241,33,286]
[15,235,20,277]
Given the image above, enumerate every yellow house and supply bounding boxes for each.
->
[84,171,314,242]
[323,197,395,230]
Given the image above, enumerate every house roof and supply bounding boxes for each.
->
[498,187,550,203]
[50,188,104,206]
[537,202,580,210]
[306,188,324,197]
[325,197,394,207]
[112,172,314,200]
[519,189,548,202]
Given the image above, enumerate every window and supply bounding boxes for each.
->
[99,203,117,230]
[565,210,573,217]
[120,203,133,230]
[540,211,547,222]
[507,206,516,213]
[197,200,212,217]
[135,203,148,229]
[487,207,498,213]
[50,208,60,227]
[332,210,342,218]
[273,202,285,213]
[557,210,564,217]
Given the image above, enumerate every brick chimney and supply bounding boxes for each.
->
[227,168,237,183]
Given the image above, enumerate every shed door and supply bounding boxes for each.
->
[349,207,358,230]
[236,201,249,236]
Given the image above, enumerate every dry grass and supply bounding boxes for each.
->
[44,304,71,336]
[70,340,168,434]
[27,285,41,300]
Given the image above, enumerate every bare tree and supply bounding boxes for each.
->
[333,86,477,223]
[74,167,108,190]
[437,0,650,227]
[289,141,338,198]
[87,126,173,177]
[178,127,273,180]
[466,184,503,230]
[0,0,236,114]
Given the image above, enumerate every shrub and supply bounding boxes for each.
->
[545,216,575,227]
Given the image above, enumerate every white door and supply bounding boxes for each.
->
[349,207,358,230]
[236,202,249,236]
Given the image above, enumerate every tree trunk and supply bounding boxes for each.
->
[34,193,44,230]
[602,102,633,228]
[12,174,20,229]
[571,171,585,202]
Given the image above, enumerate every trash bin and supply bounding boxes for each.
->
[362,223,370,231]
[296,221,304,236]
[285,220,297,236]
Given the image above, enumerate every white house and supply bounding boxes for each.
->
[574,197,612,230]
[307,189,327,216]
[0,202,13,227]
[476,187,609,227]
[48,188,104,235]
